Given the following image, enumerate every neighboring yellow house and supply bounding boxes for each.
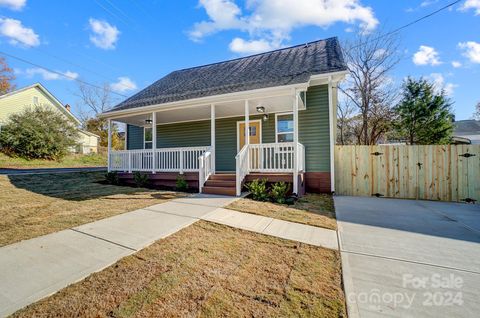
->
[0,83,99,154]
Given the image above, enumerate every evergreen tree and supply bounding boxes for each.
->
[394,77,454,145]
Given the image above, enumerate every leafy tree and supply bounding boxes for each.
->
[0,57,15,95]
[0,107,79,159]
[84,117,122,149]
[393,77,454,145]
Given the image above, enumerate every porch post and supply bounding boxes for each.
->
[210,104,216,173]
[244,99,250,172]
[124,123,127,150]
[107,119,112,172]
[152,112,157,173]
[293,91,299,194]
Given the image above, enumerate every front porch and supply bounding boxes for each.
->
[106,86,309,196]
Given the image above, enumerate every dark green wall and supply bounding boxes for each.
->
[125,84,331,172]
[299,85,330,172]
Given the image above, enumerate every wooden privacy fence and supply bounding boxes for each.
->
[334,145,480,202]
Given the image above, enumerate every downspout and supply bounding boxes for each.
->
[328,76,335,193]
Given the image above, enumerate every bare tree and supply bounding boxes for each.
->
[339,31,401,145]
[75,82,115,119]
[337,99,355,145]
[474,102,480,120]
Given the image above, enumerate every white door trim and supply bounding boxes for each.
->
[236,119,262,152]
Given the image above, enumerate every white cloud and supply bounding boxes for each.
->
[24,68,79,81]
[429,73,457,96]
[420,0,439,7]
[451,61,462,68]
[0,0,26,10]
[229,37,279,54]
[461,0,480,15]
[110,77,137,93]
[0,18,39,47]
[88,18,120,50]
[458,41,480,63]
[190,0,378,53]
[413,45,441,66]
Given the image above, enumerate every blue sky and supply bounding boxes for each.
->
[0,0,479,120]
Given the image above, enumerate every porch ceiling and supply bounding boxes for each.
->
[113,94,304,126]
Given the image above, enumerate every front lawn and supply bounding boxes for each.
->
[0,152,107,169]
[226,193,337,230]
[0,171,185,246]
[13,221,346,318]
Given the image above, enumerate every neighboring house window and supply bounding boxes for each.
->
[276,113,294,142]
[33,96,39,105]
[144,127,153,149]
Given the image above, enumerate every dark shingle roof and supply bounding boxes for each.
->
[454,120,480,135]
[111,37,346,112]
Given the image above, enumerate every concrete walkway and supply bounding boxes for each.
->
[0,194,237,317]
[202,208,338,249]
[336,196,480,318]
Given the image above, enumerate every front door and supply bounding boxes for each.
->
[238,121,261,150]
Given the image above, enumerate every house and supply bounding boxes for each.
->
[100,37,347,196]
[453,120,480,145]
[0,83,100,154]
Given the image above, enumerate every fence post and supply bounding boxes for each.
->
[198,155,204,193]
[128,152,132,173]
[179,150,184,174]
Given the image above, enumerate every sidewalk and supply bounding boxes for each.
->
[0,194,338,317]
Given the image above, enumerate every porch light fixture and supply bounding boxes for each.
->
[263,114,269,121]
[145,118,153,124]
[256,106,265,113]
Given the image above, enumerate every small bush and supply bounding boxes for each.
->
[105,171,119,185]
[176,174,189,191]
[0,107,79,160]
[133,171,149,187]
[270,182,291,204]
[246,178,269,201]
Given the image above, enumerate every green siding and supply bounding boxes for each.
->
[127,124,144,150]
[125,84,330,172]
[299,85,330,172]
[157,120,210,148]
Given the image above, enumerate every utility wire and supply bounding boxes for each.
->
[0,50,129,98]
[346,0,463,52]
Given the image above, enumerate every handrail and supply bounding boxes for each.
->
[198,149,213,193]
[235,144,249,196]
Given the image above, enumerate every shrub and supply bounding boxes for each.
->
[0,107,79,160]
[105,171,119,185]
[246,178,269,201]
[270,182,291,204]
[133,171,149,187]
[176,174,189,191]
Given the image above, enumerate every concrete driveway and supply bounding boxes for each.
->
[335,196,480,318]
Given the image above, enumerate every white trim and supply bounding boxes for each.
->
[107,119,112,172]
[274,112,294,143]
[124,123,128,150]
[292,91,299,194]
[236,119,262,152]
[143,126,153,149]
[328,76,335,193]
[152,111,157,173]
[210,104,216,173]
[100,83,309,119]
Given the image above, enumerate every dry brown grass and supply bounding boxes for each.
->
[227,193,337,230]
[0,171,185,246]
[13,221,345,318]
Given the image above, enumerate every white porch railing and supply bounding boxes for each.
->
[235,142,305,195]
[109,146,210,173]
[198,149,213,193]
[235,145,249,196]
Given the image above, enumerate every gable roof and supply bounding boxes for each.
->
[0,83,81,125]
[454,120,480,135]
[111,37,346,112]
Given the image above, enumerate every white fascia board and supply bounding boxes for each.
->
[99,83,309,120]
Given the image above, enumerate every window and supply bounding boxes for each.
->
[144,127,152,149]
[276,113,294,142]
[33,96,39,105]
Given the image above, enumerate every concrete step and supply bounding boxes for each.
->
[209,174,236,181]
[202,186,236,196]
[205,180,236,187]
